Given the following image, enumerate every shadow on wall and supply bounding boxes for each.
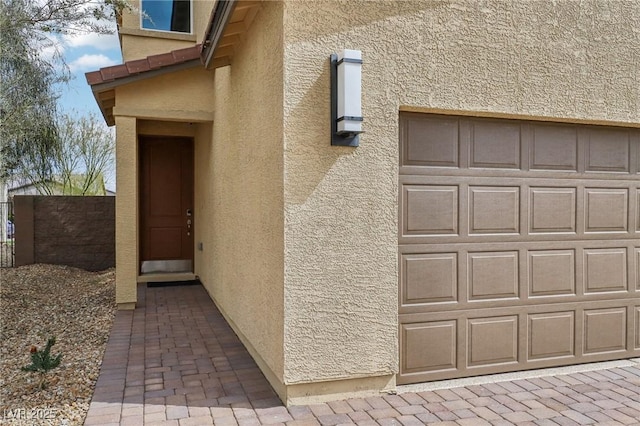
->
[285,61,355,205]
[284,0,446,44]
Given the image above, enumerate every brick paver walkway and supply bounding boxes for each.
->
[84,284,640,425]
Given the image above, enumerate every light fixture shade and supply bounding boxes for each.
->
[336,49,362,135]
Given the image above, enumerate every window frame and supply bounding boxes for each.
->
[139,0,193,35]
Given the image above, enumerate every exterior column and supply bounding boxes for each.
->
[114,115,138,309]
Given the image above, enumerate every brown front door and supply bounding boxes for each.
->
[140,136,194,273]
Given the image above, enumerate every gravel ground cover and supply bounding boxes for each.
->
[1,264,116,425]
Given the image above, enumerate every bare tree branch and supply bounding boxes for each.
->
[1,0,127,181]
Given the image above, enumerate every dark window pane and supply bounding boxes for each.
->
[141,0,191,33]
[170,0,190,32]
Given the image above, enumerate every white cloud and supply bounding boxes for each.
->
[30,33,65,61]
[69,54,118,72]
[64,31,120,52]
[39,41,65,61]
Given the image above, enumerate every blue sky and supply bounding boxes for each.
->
[56,1,178,114]
[56,29,122,116]
[49,28,122,191]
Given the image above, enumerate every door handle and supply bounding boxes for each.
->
[186,209,193,236]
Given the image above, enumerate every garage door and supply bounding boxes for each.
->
[398,112,640,385]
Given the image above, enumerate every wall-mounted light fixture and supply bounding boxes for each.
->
[330,49,363,146]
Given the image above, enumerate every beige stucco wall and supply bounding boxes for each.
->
[195,0,287,396]
[119,0,213,61]
[281,0,639,392]
[114,116,138,308]
[110,0,640,403]
[114,67,215,122]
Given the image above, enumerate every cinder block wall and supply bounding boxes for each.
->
[14,196,115,271]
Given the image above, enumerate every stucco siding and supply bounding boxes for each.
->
[197,1,286,388]
[281,0,639,386]
[114,116,138,307]
[115,67,215,122]
[121,37,195,62]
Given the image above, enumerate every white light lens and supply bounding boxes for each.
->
[337,49,362,134]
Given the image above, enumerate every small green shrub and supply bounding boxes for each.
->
[21,337,62,389]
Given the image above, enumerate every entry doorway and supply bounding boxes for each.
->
[139,136,194,274]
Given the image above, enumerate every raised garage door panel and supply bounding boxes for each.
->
[398,113,640,384]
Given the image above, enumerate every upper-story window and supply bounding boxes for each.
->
[141,0,191,33]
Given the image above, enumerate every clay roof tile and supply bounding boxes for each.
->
[100,64,129,82]
[147,52,175,69]
[171,44,201,62]
[85,70,104,85]
[86,44,204,86]
[126,58,152,75]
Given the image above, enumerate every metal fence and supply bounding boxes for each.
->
[1,201,14,267]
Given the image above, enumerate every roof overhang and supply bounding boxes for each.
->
[85,45,202,126]
[86,0,262,125]
[201,0,262,69]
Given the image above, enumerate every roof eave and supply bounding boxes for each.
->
[201,0,238,68]
[87,59,201,127]
[85,43,204,126]
[88,58,202,94]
